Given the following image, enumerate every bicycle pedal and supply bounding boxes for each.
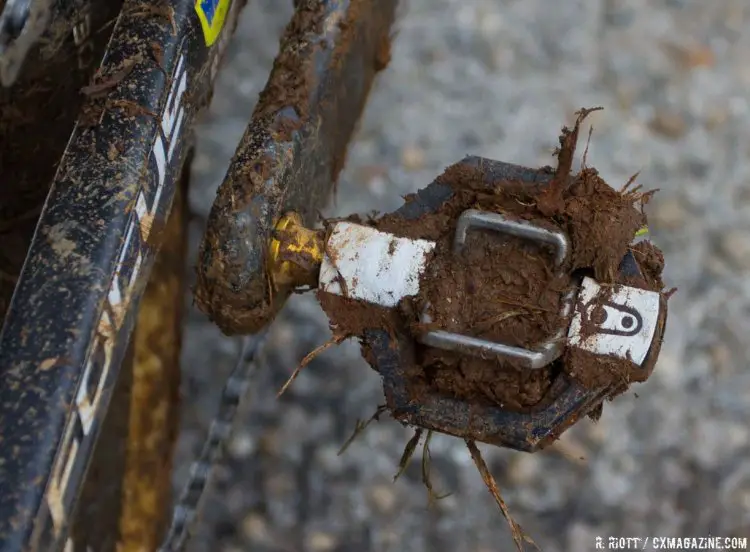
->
[267,155,669,452]
[314,213,662,372]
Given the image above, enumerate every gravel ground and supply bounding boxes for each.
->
[176,1,750,550]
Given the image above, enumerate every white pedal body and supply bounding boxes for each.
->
[567,277,661,366]
[318,222,436,308]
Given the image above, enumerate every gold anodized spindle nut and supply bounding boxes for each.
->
[268,212,325,290]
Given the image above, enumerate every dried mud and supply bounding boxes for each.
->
[318,111,668,412]
[252,0,325,140]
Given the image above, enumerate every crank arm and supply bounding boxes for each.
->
[195,0,397,335]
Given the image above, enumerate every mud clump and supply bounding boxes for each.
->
[252,0,325,139]
[318,109,668,413]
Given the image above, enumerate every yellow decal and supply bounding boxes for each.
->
[195,0,231,46]
[635,226,649,237]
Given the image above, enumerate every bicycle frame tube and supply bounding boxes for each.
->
[0,0,241,549]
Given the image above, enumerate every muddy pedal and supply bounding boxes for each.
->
[320,208,661,372]
[318,220,663,446]
[272,157,667,452]
[376,158,666,452]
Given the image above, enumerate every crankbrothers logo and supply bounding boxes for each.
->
[195,0,231,46]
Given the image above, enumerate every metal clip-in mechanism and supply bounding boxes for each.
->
[419,209,575,370]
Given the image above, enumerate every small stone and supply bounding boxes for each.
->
[401,145,425,171]
[308,531,338,552]
[662,40,715,70]
[367,174,387,197]
[652,351,681,386]
[506,454,540,484]
[368,483,397,513]
[228,430,255,459]
[315,444,345,472]
[651,197,689,230]
[710,344,732,376]
[241,513,270,542]
[648,111,688,139]
[719,229,750,270]
[680,43,715,69]
[704,106,729,130]
[356,164,388,186]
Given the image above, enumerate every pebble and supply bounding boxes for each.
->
[401,145,426,171]
[710,343,732,376]
[241,513,270,542]
[719,229,750,270]
[652,351,683,387]
[367,174,387,197]
[704,106,729,130]
[683,44,714,69]
[368,483,398,514]
[257,430,282,456]
[665,41,715,70]
[315,443,346,472]
[308,531,338,552]
[506,454,540,485]
[649,110,689,139]
[227,430,256,459]
[651,196,689,230]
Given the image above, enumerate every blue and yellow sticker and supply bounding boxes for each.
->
[195,0,231,46]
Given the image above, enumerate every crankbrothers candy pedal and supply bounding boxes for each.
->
[268,156,668,452]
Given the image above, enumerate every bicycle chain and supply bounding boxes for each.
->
[159,329,270,552]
